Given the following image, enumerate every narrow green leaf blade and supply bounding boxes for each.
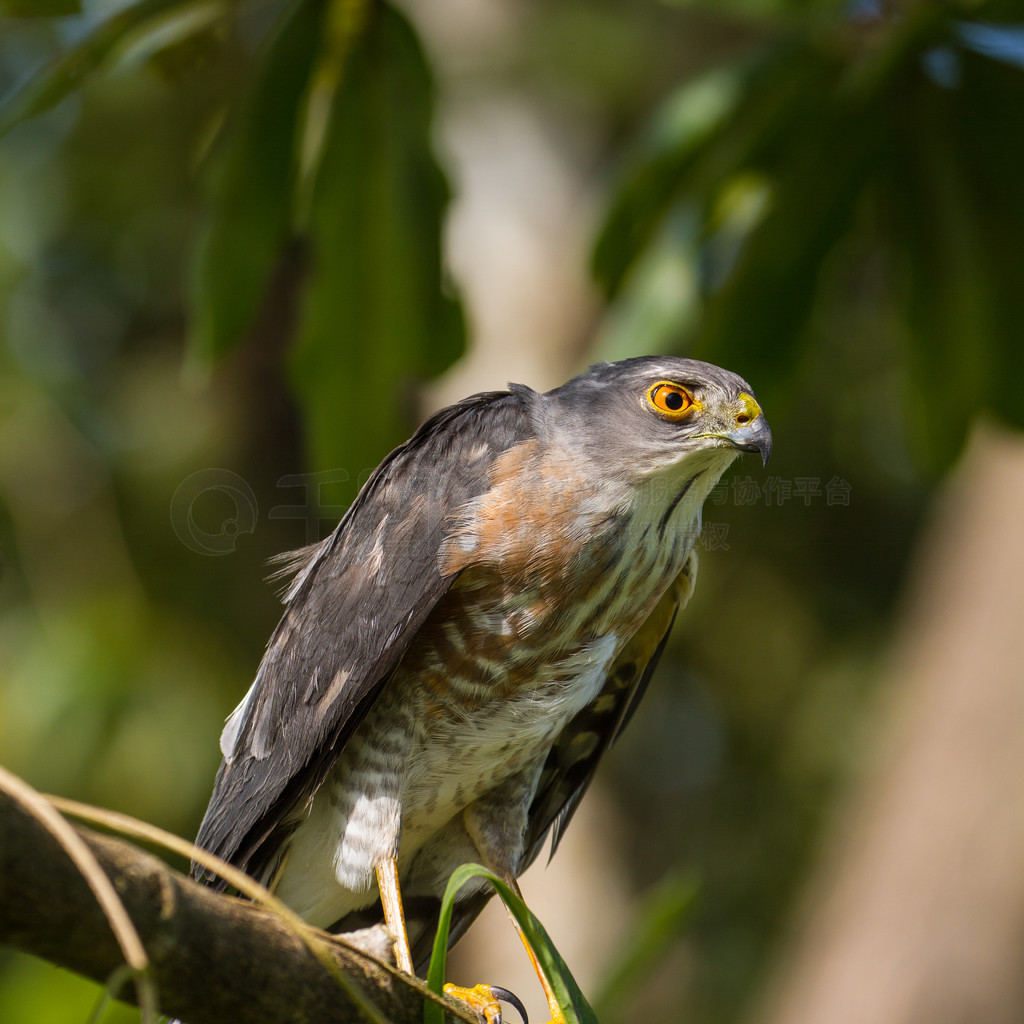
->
[423,864,463,1024]
[952,49,1024,434]
[425,863,598,1024]
[0,0,188,138]
[694,98,882,395]
[593,871,699,1020]
[593,42,841,300]
[884,71,989,470]
[188,0,325,364]
[0,0,81,15]
[289,0,465,495]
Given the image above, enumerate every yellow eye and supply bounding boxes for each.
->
[648,382,694,418]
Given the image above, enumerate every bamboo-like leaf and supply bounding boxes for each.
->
[592,871,699,1021]
[0,0,197,138]
[289,0,465,494]
[0,0,81,14]
[694,96,883,395]
[425,863,598,1024]
[884,68,988,470]
[951,47,1024,434]
[592,42,840,300]
[189,0,326,364]
[592,64,745,299]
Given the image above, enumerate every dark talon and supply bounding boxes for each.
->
[489,985,528,1024]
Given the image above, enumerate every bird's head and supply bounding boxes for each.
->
[539,356,772,489]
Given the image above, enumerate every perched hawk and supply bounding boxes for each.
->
[192,356,771,1022]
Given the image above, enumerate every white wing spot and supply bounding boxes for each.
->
[220,678,259,762]
[317,669,351,713]
[365,537,385,576]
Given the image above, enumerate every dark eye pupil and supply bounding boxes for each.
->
[664,390,684,410]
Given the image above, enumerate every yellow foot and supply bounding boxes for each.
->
[444,982,530,1024]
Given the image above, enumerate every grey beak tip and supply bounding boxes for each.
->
[723,418,772,467]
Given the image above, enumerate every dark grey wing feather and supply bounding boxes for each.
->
[192,390,534,885]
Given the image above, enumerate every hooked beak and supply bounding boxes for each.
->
[724,415,773,467]
[719,392,772,466]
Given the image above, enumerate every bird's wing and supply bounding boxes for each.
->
[408,550,699,969]
[192,390,533,885]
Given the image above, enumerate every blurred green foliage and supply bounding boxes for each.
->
[0,0,1021,1022]
[594,1,1024,469]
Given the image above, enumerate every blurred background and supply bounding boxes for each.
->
[1,0,1023,1022]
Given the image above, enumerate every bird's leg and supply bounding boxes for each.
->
[375,857,414,974]
[501,879,567,1024]
[455,773,565,1024]
[444,873,567,1024]
[376,858,512,1022]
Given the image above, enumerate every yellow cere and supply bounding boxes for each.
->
[736,392,761,424]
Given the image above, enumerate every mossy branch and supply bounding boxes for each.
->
[0,786,469,1024]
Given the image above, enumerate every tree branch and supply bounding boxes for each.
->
[0,787,464,1024]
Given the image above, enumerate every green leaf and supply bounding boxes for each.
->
[424,863,598,1024]
[694,96,883,395]
[188,0,326,364]
[951,49,1024,434]
[881,44,1024,465]
[590,206,703,362]
[592,64,746,299]
[593,870,699,1021]
[592,42,842,300]
[884,70,989,470]
[0,0,81,14]
[690,4,953,395]
[288,0,465,495]
[0,0,194,138]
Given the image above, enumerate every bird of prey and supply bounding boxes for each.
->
[191,356,771,1023]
